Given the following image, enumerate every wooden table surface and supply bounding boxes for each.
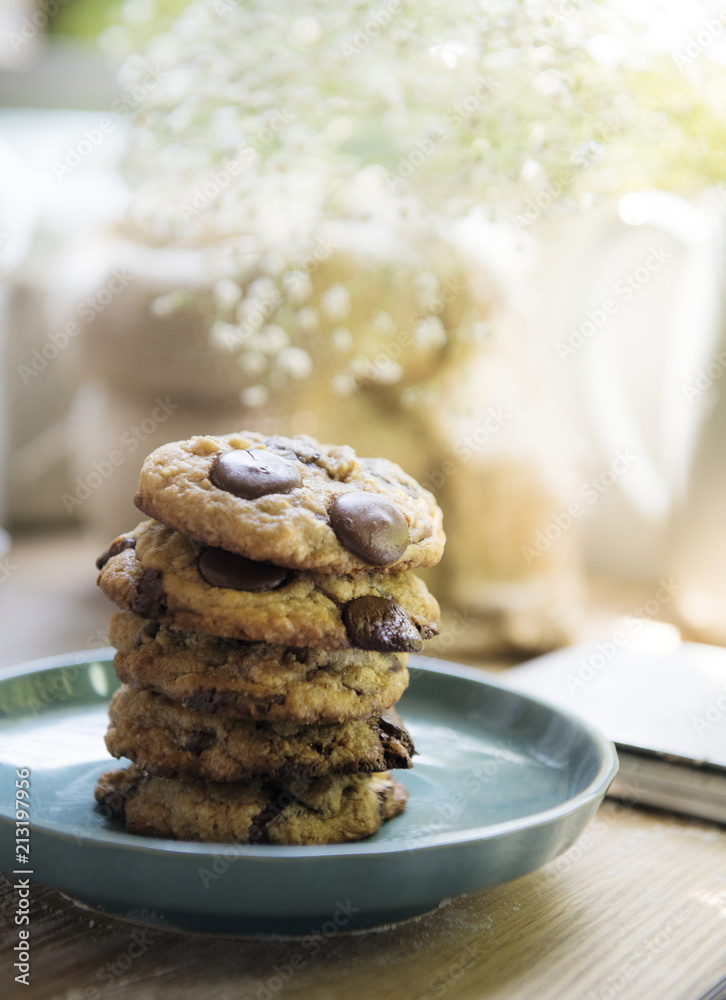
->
[2,530,726,1000]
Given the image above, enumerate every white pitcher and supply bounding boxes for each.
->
[570,189,723,588]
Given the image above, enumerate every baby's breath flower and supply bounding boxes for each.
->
[373,359,404,385]
[320,284,351,322]
[213,279,242,309]
[238,351,268,377]
[149,293,180,316]
[277,346,313,380]
[415,316,447,350]
[240,385,269,407]
[107,0,726,402]
[261,324,289,353]
[283,271,313,305]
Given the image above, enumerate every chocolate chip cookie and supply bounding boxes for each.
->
[95,764,408,844]
[133,432,444,574]
[96,520,440,650]
[105,684,415,781]
[109,612,409,723]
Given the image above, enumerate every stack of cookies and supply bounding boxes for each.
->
[94,431,444,845]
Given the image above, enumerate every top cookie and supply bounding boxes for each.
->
[134,431,444,574]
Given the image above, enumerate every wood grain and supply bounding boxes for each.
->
[2,799,725,1000]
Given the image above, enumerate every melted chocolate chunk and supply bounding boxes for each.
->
[130,568,167,621]
[377,708,416,766]
[343,596,423,652]
[248,783,296,844]
[378,707,410,741]
[96,537,136,571]
[210,448,302,500]
[197,546,290,592]
[329,492,409,566]
[95,787,127,823]
[94,769,144,823]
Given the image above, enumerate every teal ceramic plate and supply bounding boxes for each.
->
[0,650,617,936]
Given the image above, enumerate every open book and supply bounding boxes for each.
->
[502,622,726,825]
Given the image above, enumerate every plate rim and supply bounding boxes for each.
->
[0,647,619,859]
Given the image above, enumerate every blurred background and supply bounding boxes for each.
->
[2,0,726,667]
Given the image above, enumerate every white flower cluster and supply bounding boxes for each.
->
[108,0,635,401]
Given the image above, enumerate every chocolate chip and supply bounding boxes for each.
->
[183,690,285,716]
[130,568,167,620]
[181,730,216,754]
[184,691,225,714]
[135,619,161,648]
[96,537,136,570]
[343,596,423,652]
[197,546,290,592]
[210,448,302,500]
[329,492,409,566]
